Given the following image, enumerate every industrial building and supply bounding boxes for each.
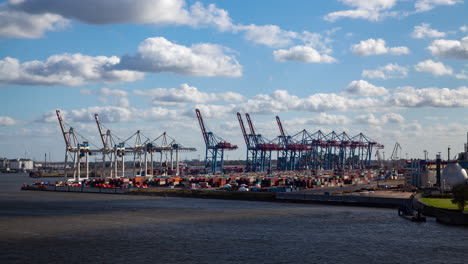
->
[0,157,9,170]
[9,159,34,171]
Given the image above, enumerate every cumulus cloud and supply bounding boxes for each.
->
[427,36,468,59]
[285,113,351,129]
[354,113,404,126]
[1,0,238,38]
[235,89,381,114]
[354,113,383,126]
[411,23,446,39]
[461,25,468,33]
[233,85,468,115]
[362,63,408,79]
[324,0,398,22]
[0,116,16,126]
[41,106,133,123]
[455,70,468,79]
[0,54,144,86]
[236,24,297,47]
[0,37,242,86]
[386,86,468,107]
[117,97,130,108]
[344,80,388,96]
[134,83,244,106]
[191,104,236,119]
[273,45,336,63]
[80,87,128,97]
[118,37,242,77]
[9,0,232,28]
[351,38,409,56]
[0,9,67,38]
[414,0,463,12]
[188,2,234,31]
[382,113,405,123]
[41,106,182,124]
[415,59,453,76]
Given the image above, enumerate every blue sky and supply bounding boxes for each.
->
[0,0,467,161]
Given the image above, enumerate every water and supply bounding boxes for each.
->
[1,173,467,263]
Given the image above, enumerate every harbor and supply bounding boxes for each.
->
[2,173,467,264]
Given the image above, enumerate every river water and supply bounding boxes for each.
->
[0,173,467,263]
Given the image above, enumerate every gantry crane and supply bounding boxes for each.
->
[196,109,237,174]
[94,113,125,178]
[245,113,278,172]
[390,142,402,160]
[237,113,277,172]
[276,116,307,170]
[56,110,91,182]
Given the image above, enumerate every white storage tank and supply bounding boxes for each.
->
[441,163,468,191]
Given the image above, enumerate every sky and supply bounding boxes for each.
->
[0,0,467,162]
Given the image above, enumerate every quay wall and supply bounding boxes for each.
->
[276,193,411,208]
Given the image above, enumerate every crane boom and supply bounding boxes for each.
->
[94,113,107,149]
[195,109,209,145]
[245,113,259,145]
[245,113,256,135]
[56,110,71,148]
[276,116,286,138]
[237,112,250,147]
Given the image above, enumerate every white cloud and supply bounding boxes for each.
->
[411,23,446,39]
[362,63,408,79]
[344,80,388,96]
[354,113,382,126]
[188,2,234,32]
[8,0,190,25]
[3,0,236,38]
[273,45,336,63]
[191,104,236,119]
[66,106,135,123]
[385,86,468,107]
[100,87,127,97]
[415,59,453,76]
[0,10,67,38]
[41,106,183,124]
[134,83,244,105]
[80,87,128,97]
[414,0,463,12]
[0,54,144,86]
[351,38,409,56]
[427,36,468,59]
[354,112,404,126]
[455,69,468,79]
[324,0,398,22]
[307,113,351,125]
[0,116,16,126]
[118,37,242,77]
[237,24,297,47]
[235,89,382,114]
[461,25,468,32]
[138,107,181,121]
[116,97,130,108]
[382,113,405,123]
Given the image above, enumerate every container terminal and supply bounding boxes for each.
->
[18,109,464,191]
[20,109,468,224]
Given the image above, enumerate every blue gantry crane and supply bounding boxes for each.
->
[196,109,237,174]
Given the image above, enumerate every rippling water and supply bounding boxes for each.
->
[1,173,467,263]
